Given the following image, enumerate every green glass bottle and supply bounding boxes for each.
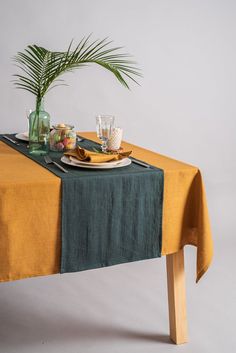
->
[29,99,50,155]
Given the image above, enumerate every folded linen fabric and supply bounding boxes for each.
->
[64,146,132,163]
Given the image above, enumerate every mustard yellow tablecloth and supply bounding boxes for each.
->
[0,132,213,282]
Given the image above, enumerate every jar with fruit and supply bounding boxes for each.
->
[50,124,76,151]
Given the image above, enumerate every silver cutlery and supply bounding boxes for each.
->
[77,135,84,142]
[131,158,150,168]
[44,155,68,173]
[3,135,21,146]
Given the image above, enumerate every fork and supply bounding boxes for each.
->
[44,155,68,173]
[3,135,21,146]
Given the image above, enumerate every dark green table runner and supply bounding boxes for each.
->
[0,134,164,273]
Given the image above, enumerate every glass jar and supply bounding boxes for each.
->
[50,124,76,151]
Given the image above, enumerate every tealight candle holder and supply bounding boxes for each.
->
[107,127,123,151]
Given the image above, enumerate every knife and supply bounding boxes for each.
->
[131,158,150,168]
[3,135,21,146]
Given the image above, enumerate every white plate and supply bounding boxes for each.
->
[15,132,29,141]
[61,155,131,169]
[69,156,126,167]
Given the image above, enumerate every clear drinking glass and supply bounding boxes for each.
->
[26,109,32,119]
[96,115,115,152]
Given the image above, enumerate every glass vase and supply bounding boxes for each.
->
[29,99,50,155]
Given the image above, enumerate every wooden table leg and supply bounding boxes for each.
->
[166,248,188,344]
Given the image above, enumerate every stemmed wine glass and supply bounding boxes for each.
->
[26,109,33,119]
[96,115,115,152]
[26,109,32,137]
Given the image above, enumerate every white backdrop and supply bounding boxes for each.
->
[0,0,235,245]
[1,2,236,353]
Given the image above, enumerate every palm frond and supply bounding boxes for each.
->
[13,36,141,100]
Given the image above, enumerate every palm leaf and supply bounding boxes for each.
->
[13,36,141,101]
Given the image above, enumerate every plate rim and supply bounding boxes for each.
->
[15,132,29,141]
[61,155,131,169]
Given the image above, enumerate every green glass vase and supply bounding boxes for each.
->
[29,99,50,155]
